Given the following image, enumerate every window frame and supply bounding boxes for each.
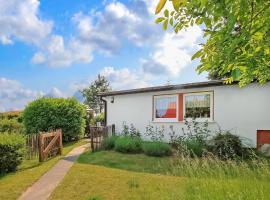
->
[183,91,214,122]
[153,94,179,122]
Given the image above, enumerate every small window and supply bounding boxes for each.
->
[154,95,178,122]
[184,92,213,121]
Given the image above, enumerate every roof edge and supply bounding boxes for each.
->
[99,80,225,97]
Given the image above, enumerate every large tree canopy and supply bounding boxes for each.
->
[155,0,270,86]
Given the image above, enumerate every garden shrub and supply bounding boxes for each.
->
[121,122,141,138]
[23,97,86,142]
[208,131,249,160]
[175,118,210,157]
[142,141,172,157]
[145,123,165,141]
[181,138,206,157]
[0,111,22,120]
[0,118,24,134]
[0,133,25,173]
[115,136,142,153]
[102,135,118,150]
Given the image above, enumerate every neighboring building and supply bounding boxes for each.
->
[100,80,270,147]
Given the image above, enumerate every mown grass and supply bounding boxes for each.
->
[78,150,173,174]
[50,163,185,200]
[50,150,270,200]
[0,140,87,200]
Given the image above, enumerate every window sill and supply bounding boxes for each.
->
[151,120,216,123]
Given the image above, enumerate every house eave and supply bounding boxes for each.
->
[99,80,226,97]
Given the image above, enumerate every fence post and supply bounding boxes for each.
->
[38,133,44,162]
[59,129,63,155]
[90,128,94,152]
[112,124,115,135]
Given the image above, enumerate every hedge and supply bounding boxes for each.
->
[23,97,86,142]
[0,118,24,134]
[0,133,25,173]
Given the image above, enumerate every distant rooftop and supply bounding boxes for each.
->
[100,80,225,97]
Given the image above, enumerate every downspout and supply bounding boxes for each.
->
[101,96,107,126]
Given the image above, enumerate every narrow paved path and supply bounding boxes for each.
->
[19,143,90,200]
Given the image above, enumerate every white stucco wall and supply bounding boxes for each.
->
[105,83,270,147]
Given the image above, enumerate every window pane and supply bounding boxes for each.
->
[155,96,177,118]
[185,94,211,118]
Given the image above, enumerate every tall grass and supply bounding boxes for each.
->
[168,155,270,181]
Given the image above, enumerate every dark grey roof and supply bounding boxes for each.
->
[100,80,225,97]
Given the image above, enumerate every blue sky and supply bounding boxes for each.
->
[0,0,207,112]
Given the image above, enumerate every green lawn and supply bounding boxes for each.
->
[50,150,270,200]
[0,140,87,200]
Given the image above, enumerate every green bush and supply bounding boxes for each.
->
[142,141,172,157]
[208,132,249,160]
[0,133,25,173]
[115,136,142,153]
[0,111,22,120]
[102,135,118,150]
[0,118,24,134]
[23,97,86,142]
[182,139,206,157]
[90,113,105,125]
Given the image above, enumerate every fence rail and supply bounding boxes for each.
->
[39,129,63,162]
[88,125,115,151]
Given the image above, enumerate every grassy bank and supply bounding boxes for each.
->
[0,140,87,200]
[50,150,270,200]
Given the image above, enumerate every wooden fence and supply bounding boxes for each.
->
[25,134,39,159]
[24,130,63,162]
[88,125,115,152]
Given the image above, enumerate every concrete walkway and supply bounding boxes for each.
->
[19,143,90,200]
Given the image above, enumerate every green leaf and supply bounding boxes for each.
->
[169,17,174,26]
[231,69,241,80]
[163,19,169,30]
[164,9,169,17]
[172,0,181,11]
[155,17,165,24]
[191,50,202,60]
[155,0,167,14]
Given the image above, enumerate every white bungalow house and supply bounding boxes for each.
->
[100,80,270,148]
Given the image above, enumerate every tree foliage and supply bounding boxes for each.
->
[23,97,85,142]
[81,74,110,113]
[155,0,270,86]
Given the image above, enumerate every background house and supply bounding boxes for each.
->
[101,80,270,147]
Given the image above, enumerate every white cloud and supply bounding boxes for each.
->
[0,77,70,112]
[32,35,93,67]
[45,87,66,98]
[0,0,52,45]
[142,26,202,77]
[0,77,44,112]
[72,1,160,55]
[100,67,149,90]
[72,0,203,77]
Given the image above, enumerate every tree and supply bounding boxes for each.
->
[81,74,110,113]
[155,0,270,86]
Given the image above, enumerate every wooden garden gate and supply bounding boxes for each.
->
[38,129,63,162]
